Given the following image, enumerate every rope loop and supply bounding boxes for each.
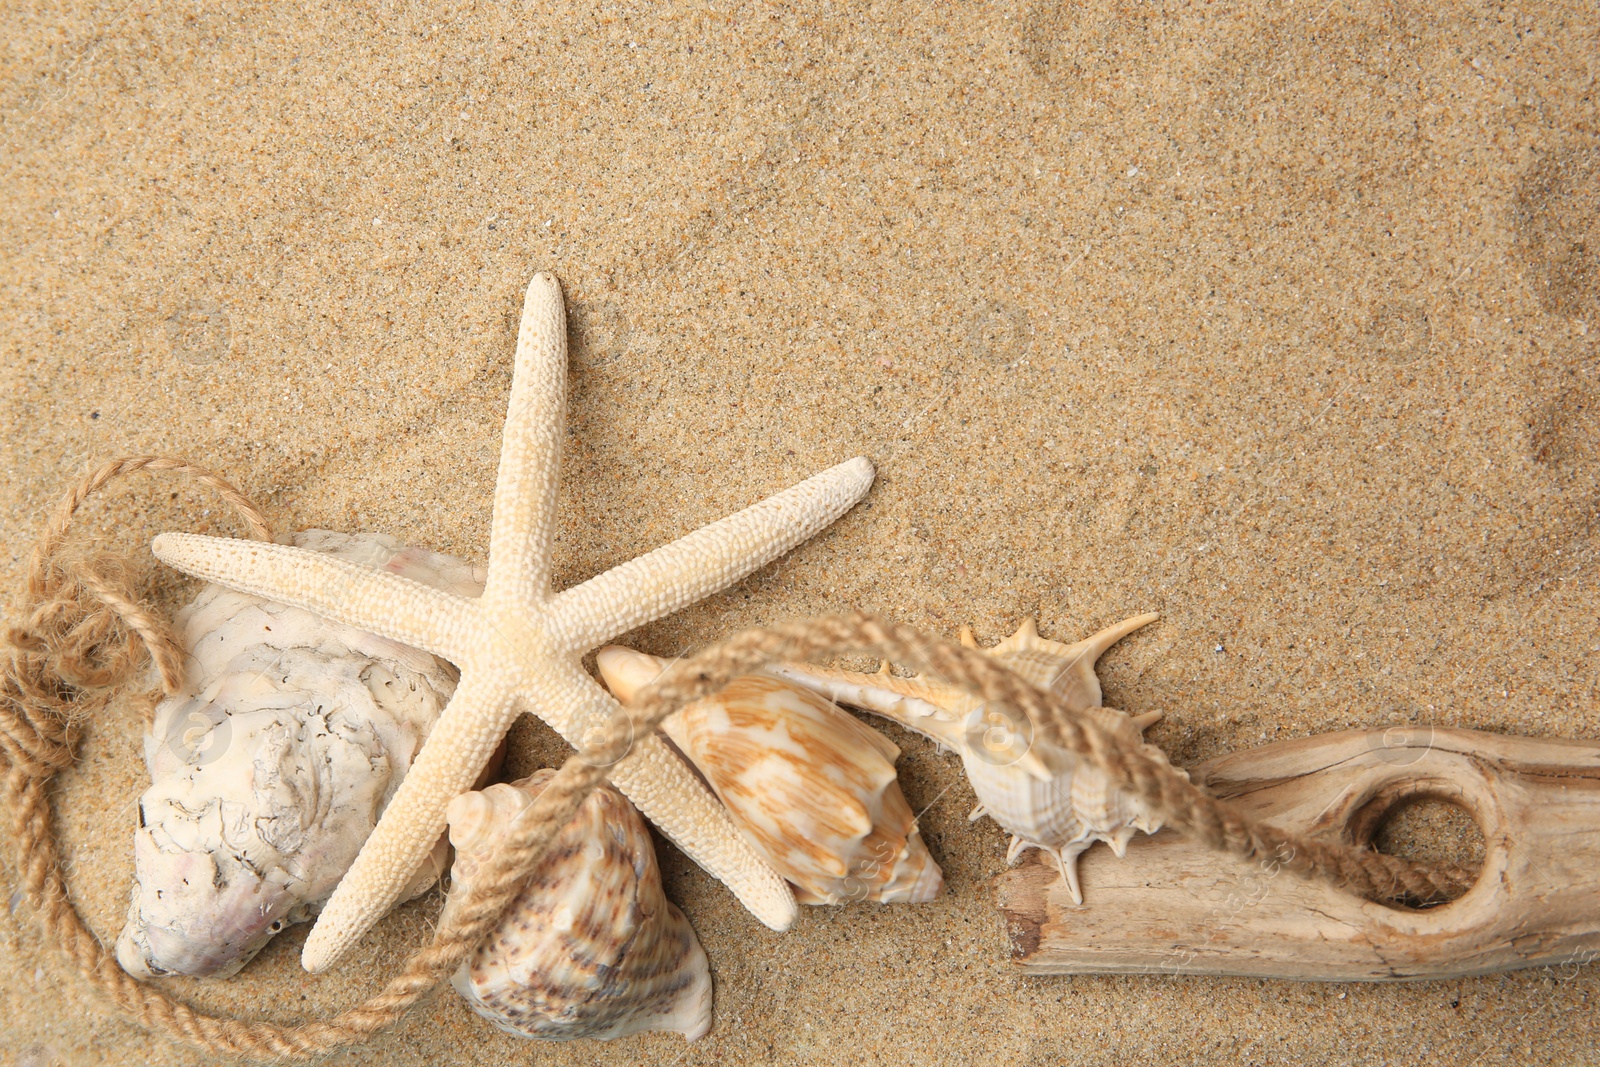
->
[0,456,1472,1060]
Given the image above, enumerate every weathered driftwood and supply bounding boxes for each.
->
[998,726,1600,980]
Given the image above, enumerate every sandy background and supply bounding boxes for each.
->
[3,0,1599,1063]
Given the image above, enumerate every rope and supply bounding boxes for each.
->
[0,456,1476,1060]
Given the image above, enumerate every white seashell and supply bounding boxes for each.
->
[597,647,942,906]
[771,614,1178,904]
[444,770,713,1042]
[115,530,485,978]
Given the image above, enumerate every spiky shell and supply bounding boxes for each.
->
[771,614,1179,904]
[444,770,712,1042]
[597,647,942,906]
[115,530,482,978]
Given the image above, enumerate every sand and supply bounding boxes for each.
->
[2,1,1598,1063]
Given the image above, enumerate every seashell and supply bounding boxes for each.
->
[596,647,942,906]
[115,529,486,978]
[444,770,713,1042]
[771,614,1179,904]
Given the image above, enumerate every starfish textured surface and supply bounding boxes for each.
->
[151,272,875,972]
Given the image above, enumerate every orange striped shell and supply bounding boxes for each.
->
[598,648,942,906]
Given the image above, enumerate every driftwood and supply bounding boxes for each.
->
[997,726,1600,980]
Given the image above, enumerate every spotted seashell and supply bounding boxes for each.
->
[772,615,1177,904]
[444,770,712,1042]
[596,647,942,906]
[116,529,484,979]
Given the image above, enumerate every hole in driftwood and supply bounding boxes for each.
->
[1347,780,1487,909]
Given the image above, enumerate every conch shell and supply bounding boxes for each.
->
[597,647,942,906]
[444,770,713,1042]
[116,530,483,978]
[771,615,1175,903]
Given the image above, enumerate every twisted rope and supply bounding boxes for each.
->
[0,457,1474,1060]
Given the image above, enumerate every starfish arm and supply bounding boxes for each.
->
[546,456,875,652]
[301,670,520,972]
[484,272,568,613]
[538,659,798,931]
[150,532,483,667]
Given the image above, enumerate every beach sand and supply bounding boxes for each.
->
[2,2,1598,1063]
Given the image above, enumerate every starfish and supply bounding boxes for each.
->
[152,272,874,972]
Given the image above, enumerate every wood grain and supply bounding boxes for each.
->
[998,726,1600,980]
